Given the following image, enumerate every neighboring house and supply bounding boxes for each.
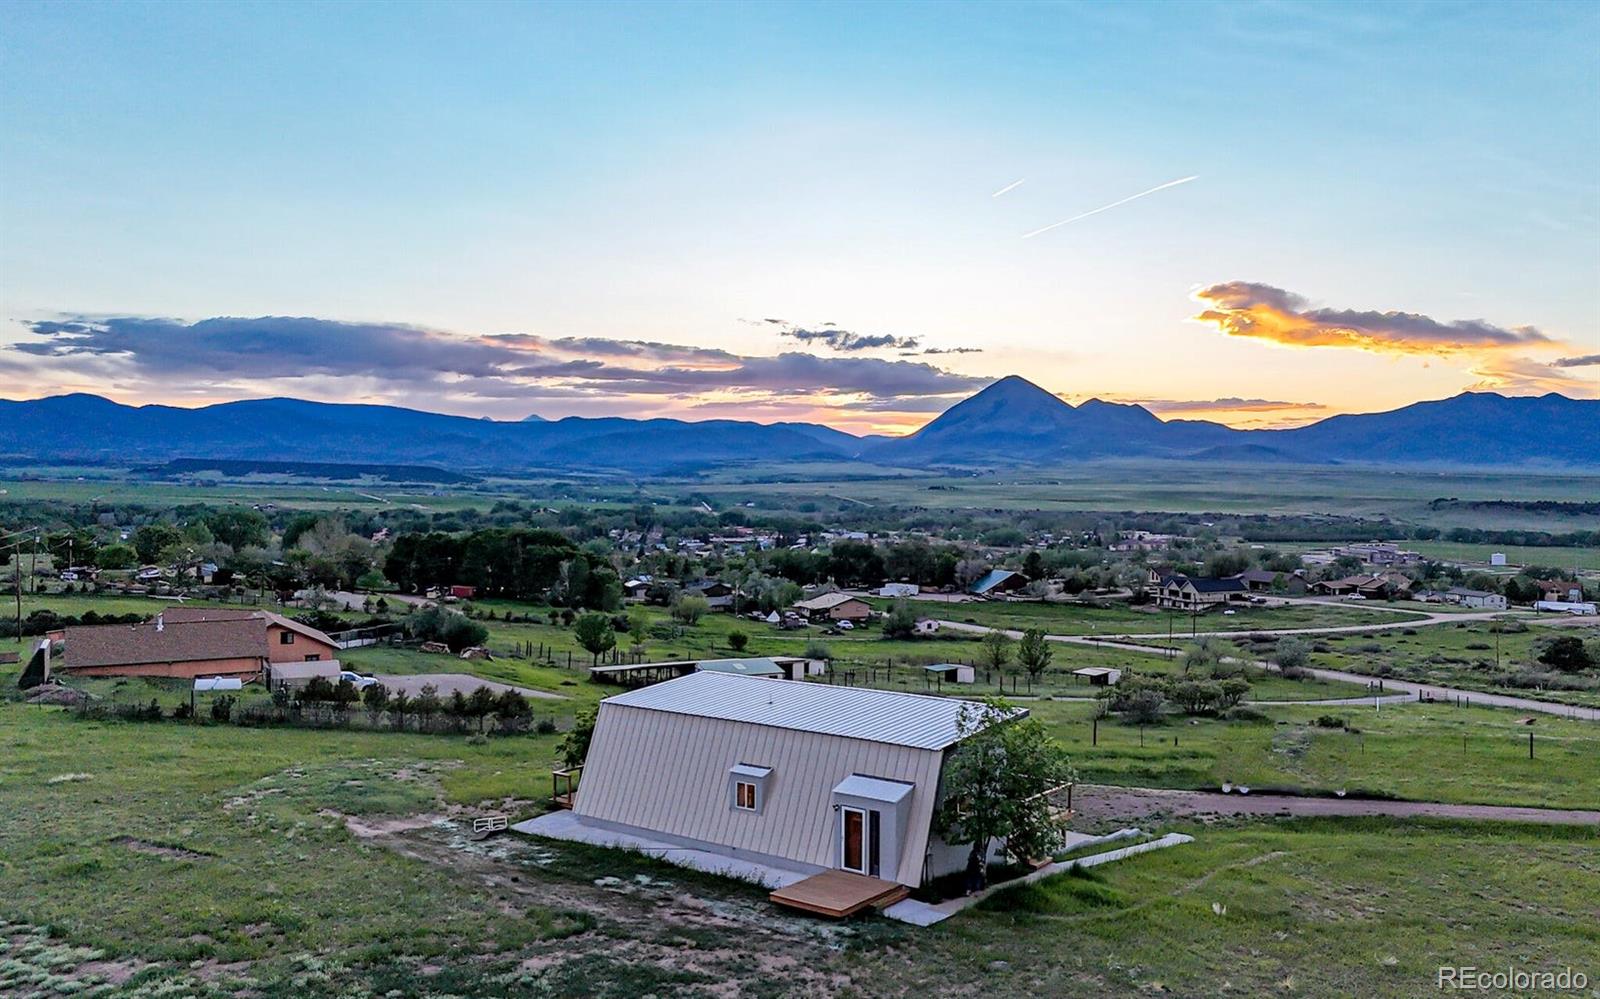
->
[686,580,736,611]
[59,608,339,680]
[58,566,100,583]
[793,592,872,622]
[1072,666,1122,686]
[1311,573,1412,599]
[1445,588,1507,610]
[622,578,652,602]
[913,618,941,636]
[1230,569,1307,595]
[968,569,1029,598]
[877,583,920,598]
[1154,574,1248,610]
[1537,581,1584,604]
[565,672,1024,888]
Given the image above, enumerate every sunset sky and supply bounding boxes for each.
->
[2,1,1596,434]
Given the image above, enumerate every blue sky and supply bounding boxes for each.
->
[2,0,1595,430]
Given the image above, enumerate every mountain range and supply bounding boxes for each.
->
[1,377,1595,474]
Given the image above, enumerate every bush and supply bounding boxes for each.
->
[1222,705,1269,723]
[535,717,558,735]
[727,630,749,652]
[881,600,917,640]
[1121,689,1166,725]
[803,640,833,661]
[1280,666,1312,681]
[405,606,489,652]
[1314,714,1347,729]
[210,694,235,723]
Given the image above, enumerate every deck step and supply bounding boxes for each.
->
[770,870,909,918]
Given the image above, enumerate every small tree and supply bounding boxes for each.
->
[1017,628,1052,681]
[727,629,749,652]
[210,694,236,723]
[445,689,470,732]
[467,685,498,733]
[1178,636,1222,676]
[671,593,709,625]
[493,689,531,733]
[413,683,441,732]
[981,629,1014,673]
[1539,635,1595,673]
[1273,636,1311,672]
[881,600,918,640]
[560,706,597,766]
[574,612,617,665]
[803,639,833,661]
[389,689,412,731]
[362,682,390,726]
[627,606,650,653]
[935,699,1074,886]
[330,679,360,721]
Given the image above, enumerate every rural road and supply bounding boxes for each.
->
[1071,784,1600,826]
[938,622,1600,722]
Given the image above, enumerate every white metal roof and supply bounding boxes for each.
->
[1072,667,1119,677]
[602,672,1022,751]
[833,774,914,803]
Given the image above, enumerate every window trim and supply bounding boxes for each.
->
[279,630,295,644]
[734,780,757,811]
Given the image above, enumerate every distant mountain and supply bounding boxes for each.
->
[0,382,1594,474]
[0,394,858,474]
[867,376,1238,464]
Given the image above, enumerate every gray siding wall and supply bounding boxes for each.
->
[574,702,946,885]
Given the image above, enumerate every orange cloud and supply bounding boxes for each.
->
[1468,356,1599,398]
[1191,282,1551,356]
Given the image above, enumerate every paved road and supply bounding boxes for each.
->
[1073,784,1600,826]
[939,622,1600,722]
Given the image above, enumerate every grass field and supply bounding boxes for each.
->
[1305,618,1600,709]
[877,596,1429,636]
[1405,540,1600,571]
[1,699,1596,997]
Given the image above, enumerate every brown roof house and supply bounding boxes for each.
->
[60,608,339,680]
[793,592,872,622]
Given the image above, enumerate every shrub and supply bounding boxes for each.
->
[1121,689,1166,725]
[1280,666,1312,681]
[405,606,489,652]
[1313,714,1346,729]
[209,695,235,723]
[881,600,917,640]
[534,717,558,735]
[1222,705,1269,723]
[802,640,833,661]
[727,630,750,652]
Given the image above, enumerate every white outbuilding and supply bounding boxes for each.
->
[545,672,1021,889]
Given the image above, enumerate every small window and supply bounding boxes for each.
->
[304,654,321,661]
[735,781,757,811]
[280,631,294,645]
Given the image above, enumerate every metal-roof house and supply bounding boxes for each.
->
[563,672,1022,888]
[969,569,1029,597]
[695,657,787,678]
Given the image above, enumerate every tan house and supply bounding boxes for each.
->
[59,608,338,680]
[793,592,872,622]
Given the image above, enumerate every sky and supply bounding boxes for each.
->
[1,0,1596,434]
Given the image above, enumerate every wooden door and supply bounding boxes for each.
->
[840,807,866,874]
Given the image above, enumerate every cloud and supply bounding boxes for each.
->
[7,314,989,419]
[1468,356,1598,397]
[1553,353,1600,368]
[1190,282,1552,355]
[754,317,984,356]
[1132,397,1327,414]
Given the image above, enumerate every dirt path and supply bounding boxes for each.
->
[1071,784,1600,826]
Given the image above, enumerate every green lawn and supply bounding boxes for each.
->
[1305,619,1600,709]
[1031,699,1600,809]
[880,596,1428,637]
[1,699,1596,997]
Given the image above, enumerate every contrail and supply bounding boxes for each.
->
[991,178,1026,198]
[1021,175,1198,238]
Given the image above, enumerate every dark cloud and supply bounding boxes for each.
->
[1191,282,1551,354]
[1553,353,1600,368]
[752,317,982,355]
[12,313,985,408]
[920,346,984,355]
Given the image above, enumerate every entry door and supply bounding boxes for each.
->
[840,807,866,874]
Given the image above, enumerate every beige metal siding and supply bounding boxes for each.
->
[574,702,945,884]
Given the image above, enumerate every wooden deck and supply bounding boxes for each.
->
[769,869,909,918]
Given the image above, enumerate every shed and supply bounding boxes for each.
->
[1072,666,1122,686]
[924,662,974,684]
[696,657,787,679]
[969,569,1029,597]
[264,658,343,692]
